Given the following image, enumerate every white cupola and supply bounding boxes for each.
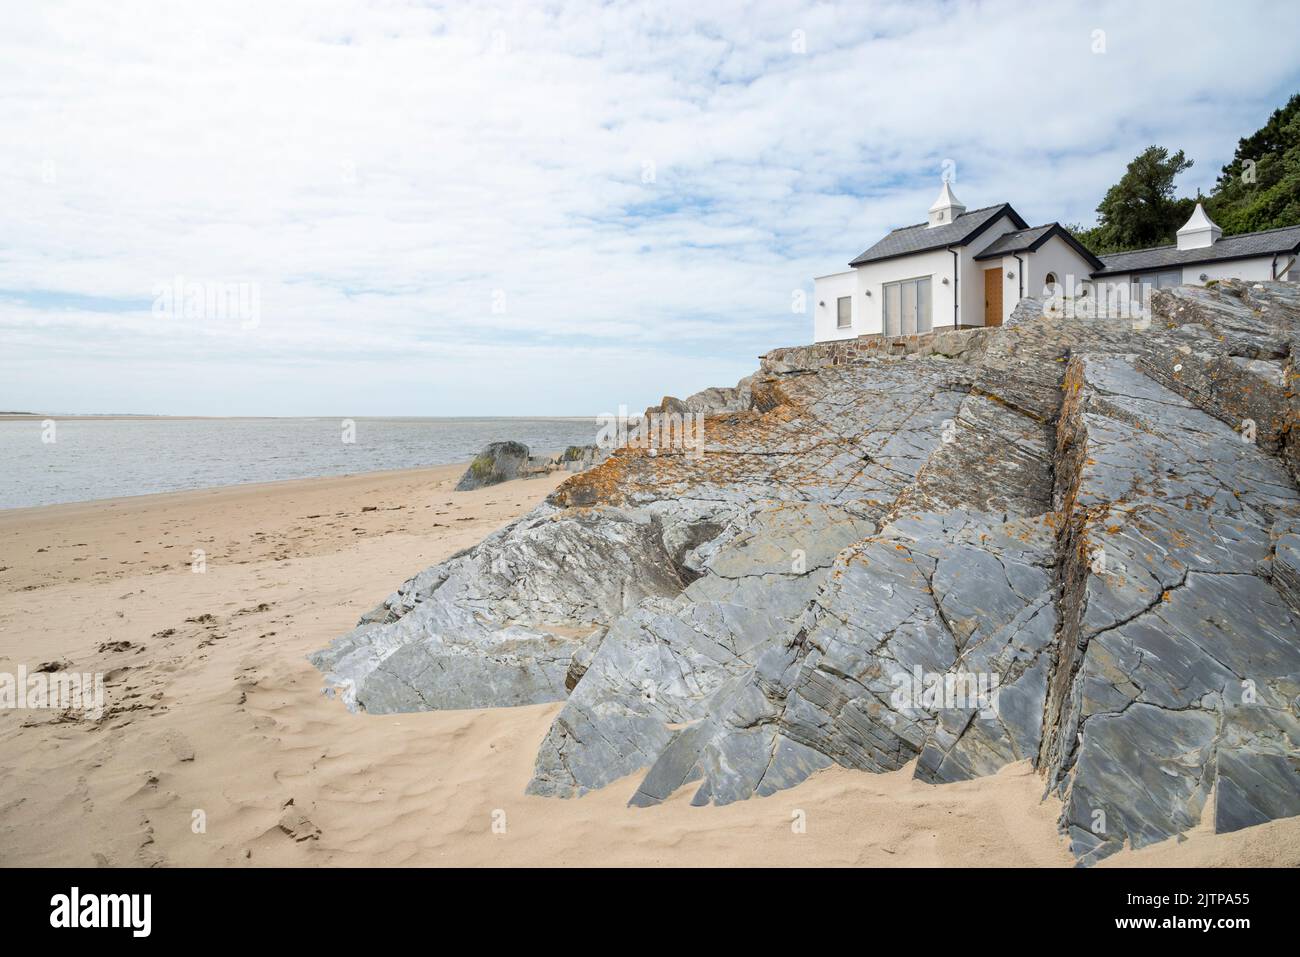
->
[1176,201,1221,250]
[927,180,966,227]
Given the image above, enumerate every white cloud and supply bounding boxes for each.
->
[1,0,1296,414]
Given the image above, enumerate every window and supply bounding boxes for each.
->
[881,276,933,335]
[1133,270,1181,289]
[917,278,931,332]
[1132,270,1182,305]
[836,296,851,329]
[1044,271,1058,291]
[884,283,901,334]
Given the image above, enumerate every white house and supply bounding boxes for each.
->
[813,183,1300,343]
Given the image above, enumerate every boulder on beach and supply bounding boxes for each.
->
[454,441,531,491]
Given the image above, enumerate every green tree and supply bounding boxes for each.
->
[1072,146,1195,253]
[1206,93,1300,234]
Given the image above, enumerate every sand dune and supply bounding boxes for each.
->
[1,465,1295,867]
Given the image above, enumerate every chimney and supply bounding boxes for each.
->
[1176,201,1221,250]
[927,180,966,228]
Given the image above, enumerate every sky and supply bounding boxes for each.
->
[2,0,1298,417]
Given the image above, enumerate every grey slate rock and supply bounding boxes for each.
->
[527,500,878,798]
[1041,352,1300,863]
[309,504,686,712]
[314,280,1300,864]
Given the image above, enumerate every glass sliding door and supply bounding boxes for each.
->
[881,276,933,336]
[900,279,918,334]
[1132,270,1182,306]
[884,282,902,336]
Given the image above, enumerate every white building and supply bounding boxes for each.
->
[813,183,1300,343]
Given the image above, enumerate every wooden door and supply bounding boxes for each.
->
[984,268,1003,327]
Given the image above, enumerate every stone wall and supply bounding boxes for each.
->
[763,325,994,371]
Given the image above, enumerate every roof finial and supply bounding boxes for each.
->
[1177,199,1221,251]
[927,180,966,228]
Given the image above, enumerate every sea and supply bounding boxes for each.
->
[0,416,602,509]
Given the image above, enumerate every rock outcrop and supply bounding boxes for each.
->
[1041,353,1300,863]
[454,441,532,490]
[454,441,611,491]
[647,374,755,416]
[309,506,686,711]
[314,278,1300,863]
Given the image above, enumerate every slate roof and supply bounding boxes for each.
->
[972,224,1054,258]
[848,204,1027,267]
[1092,224,1300,276]
[973,222,1106,270]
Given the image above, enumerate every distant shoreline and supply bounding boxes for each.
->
[1,413,223,421]
[0,457,586,515]
[0,416,598,510]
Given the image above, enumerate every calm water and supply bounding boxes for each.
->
[0,417,601,509]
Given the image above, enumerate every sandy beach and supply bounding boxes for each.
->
[1,465,1296,868]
